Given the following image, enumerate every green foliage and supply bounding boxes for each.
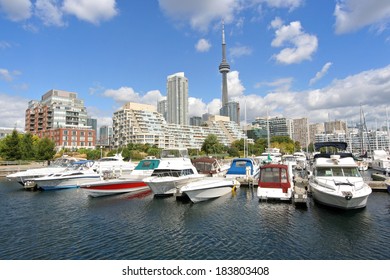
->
[0,129,21,160]
[35,137,56,160]
[20,133,35,160]
[201,134,224,155]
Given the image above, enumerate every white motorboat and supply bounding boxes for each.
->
[225,157,260,186]
[370,150,390,173]
[179,177,240,203]
[257,163,294,201]
[143,148,205,196]
[293,152,307,170]
[308,142,372,210]
[91,153,135,175]
[6,156,82,188]
[33,160,101,191]
[80,158,160,197]
[281,154,297,169]
[191,157,230,177]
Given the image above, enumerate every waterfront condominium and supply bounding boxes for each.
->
[112,102,250,150]
[25,89,96,150]
[167,72,189,126]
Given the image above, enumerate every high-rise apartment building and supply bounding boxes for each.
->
[251,116,292,139]
[292,117,309,150]
[167,72,188,125]
[99,125,113,147]
[25,89,96,149]
[157,99,168,121]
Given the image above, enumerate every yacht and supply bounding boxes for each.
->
[6,156,82,188]
[91,153,135,175]
[80,158,160,197]
[370,150,390,174]
[308,142,372,210]
[143,148,205,196]
[33,160,101,191]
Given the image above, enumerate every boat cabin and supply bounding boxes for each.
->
[258,164,293,194]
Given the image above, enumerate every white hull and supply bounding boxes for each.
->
[180,178,239,203]
[145,175,204,196]
[80,176,150,197]
[36,175,101,190]
[309,182,372,209]
[257,188,292,201]
[83,185,149,197]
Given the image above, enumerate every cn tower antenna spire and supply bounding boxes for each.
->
[219,20,230,106]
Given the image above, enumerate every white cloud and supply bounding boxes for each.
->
[334,0,390,34]
[103,87,163,107]
[35,0,65,27]
[62,0,118,25]
[229,45,252,59]
[255,77,294,92]
[227,70,245,99]
[0,0,32,21]
[0,93,28,128]
[0,41,11,49]
[195,38,211,52]
[263,0,303,10]
[158,0,239,31]
[309,62,333,85]
[271,18,318,64]
[0,0,118,26]
[0,68,20,82]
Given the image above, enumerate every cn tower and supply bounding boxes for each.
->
[219,21,230,106]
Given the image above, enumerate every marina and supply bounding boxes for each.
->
[0,169,389,260]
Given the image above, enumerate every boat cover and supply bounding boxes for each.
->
[314,142,348,151]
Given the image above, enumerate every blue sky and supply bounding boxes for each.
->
[1,0,390,131]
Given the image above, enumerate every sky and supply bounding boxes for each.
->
[1,0,390,132]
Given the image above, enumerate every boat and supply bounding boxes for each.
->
[80,158,160,197]
[281,154,297,169]
[91,153,135,175]
[191,157,230,177]
[6,156,83,189]
[257,163,294,201]
[370,150,390,174]
[308,142,372,210]
[293,152,307,170]
[258,148,282,164]
[179,177,240,203]
[33,160,101,191]
[225,157,260,186]
[143,148,205,196]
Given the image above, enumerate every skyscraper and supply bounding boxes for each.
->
[167,72,189,125]
[219,22,240,124]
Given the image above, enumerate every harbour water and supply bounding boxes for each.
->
[0,178,389,260]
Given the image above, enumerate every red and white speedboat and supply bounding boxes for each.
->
[80,158,160,197]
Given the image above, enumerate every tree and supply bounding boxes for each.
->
[201,134,223,155]
[20,133,35,160]
[35,137,56,160]
[1,129,21,160]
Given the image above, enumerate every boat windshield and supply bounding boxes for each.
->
[151,169,194,177]
[315,167,361,177]
[260,167,288,183]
